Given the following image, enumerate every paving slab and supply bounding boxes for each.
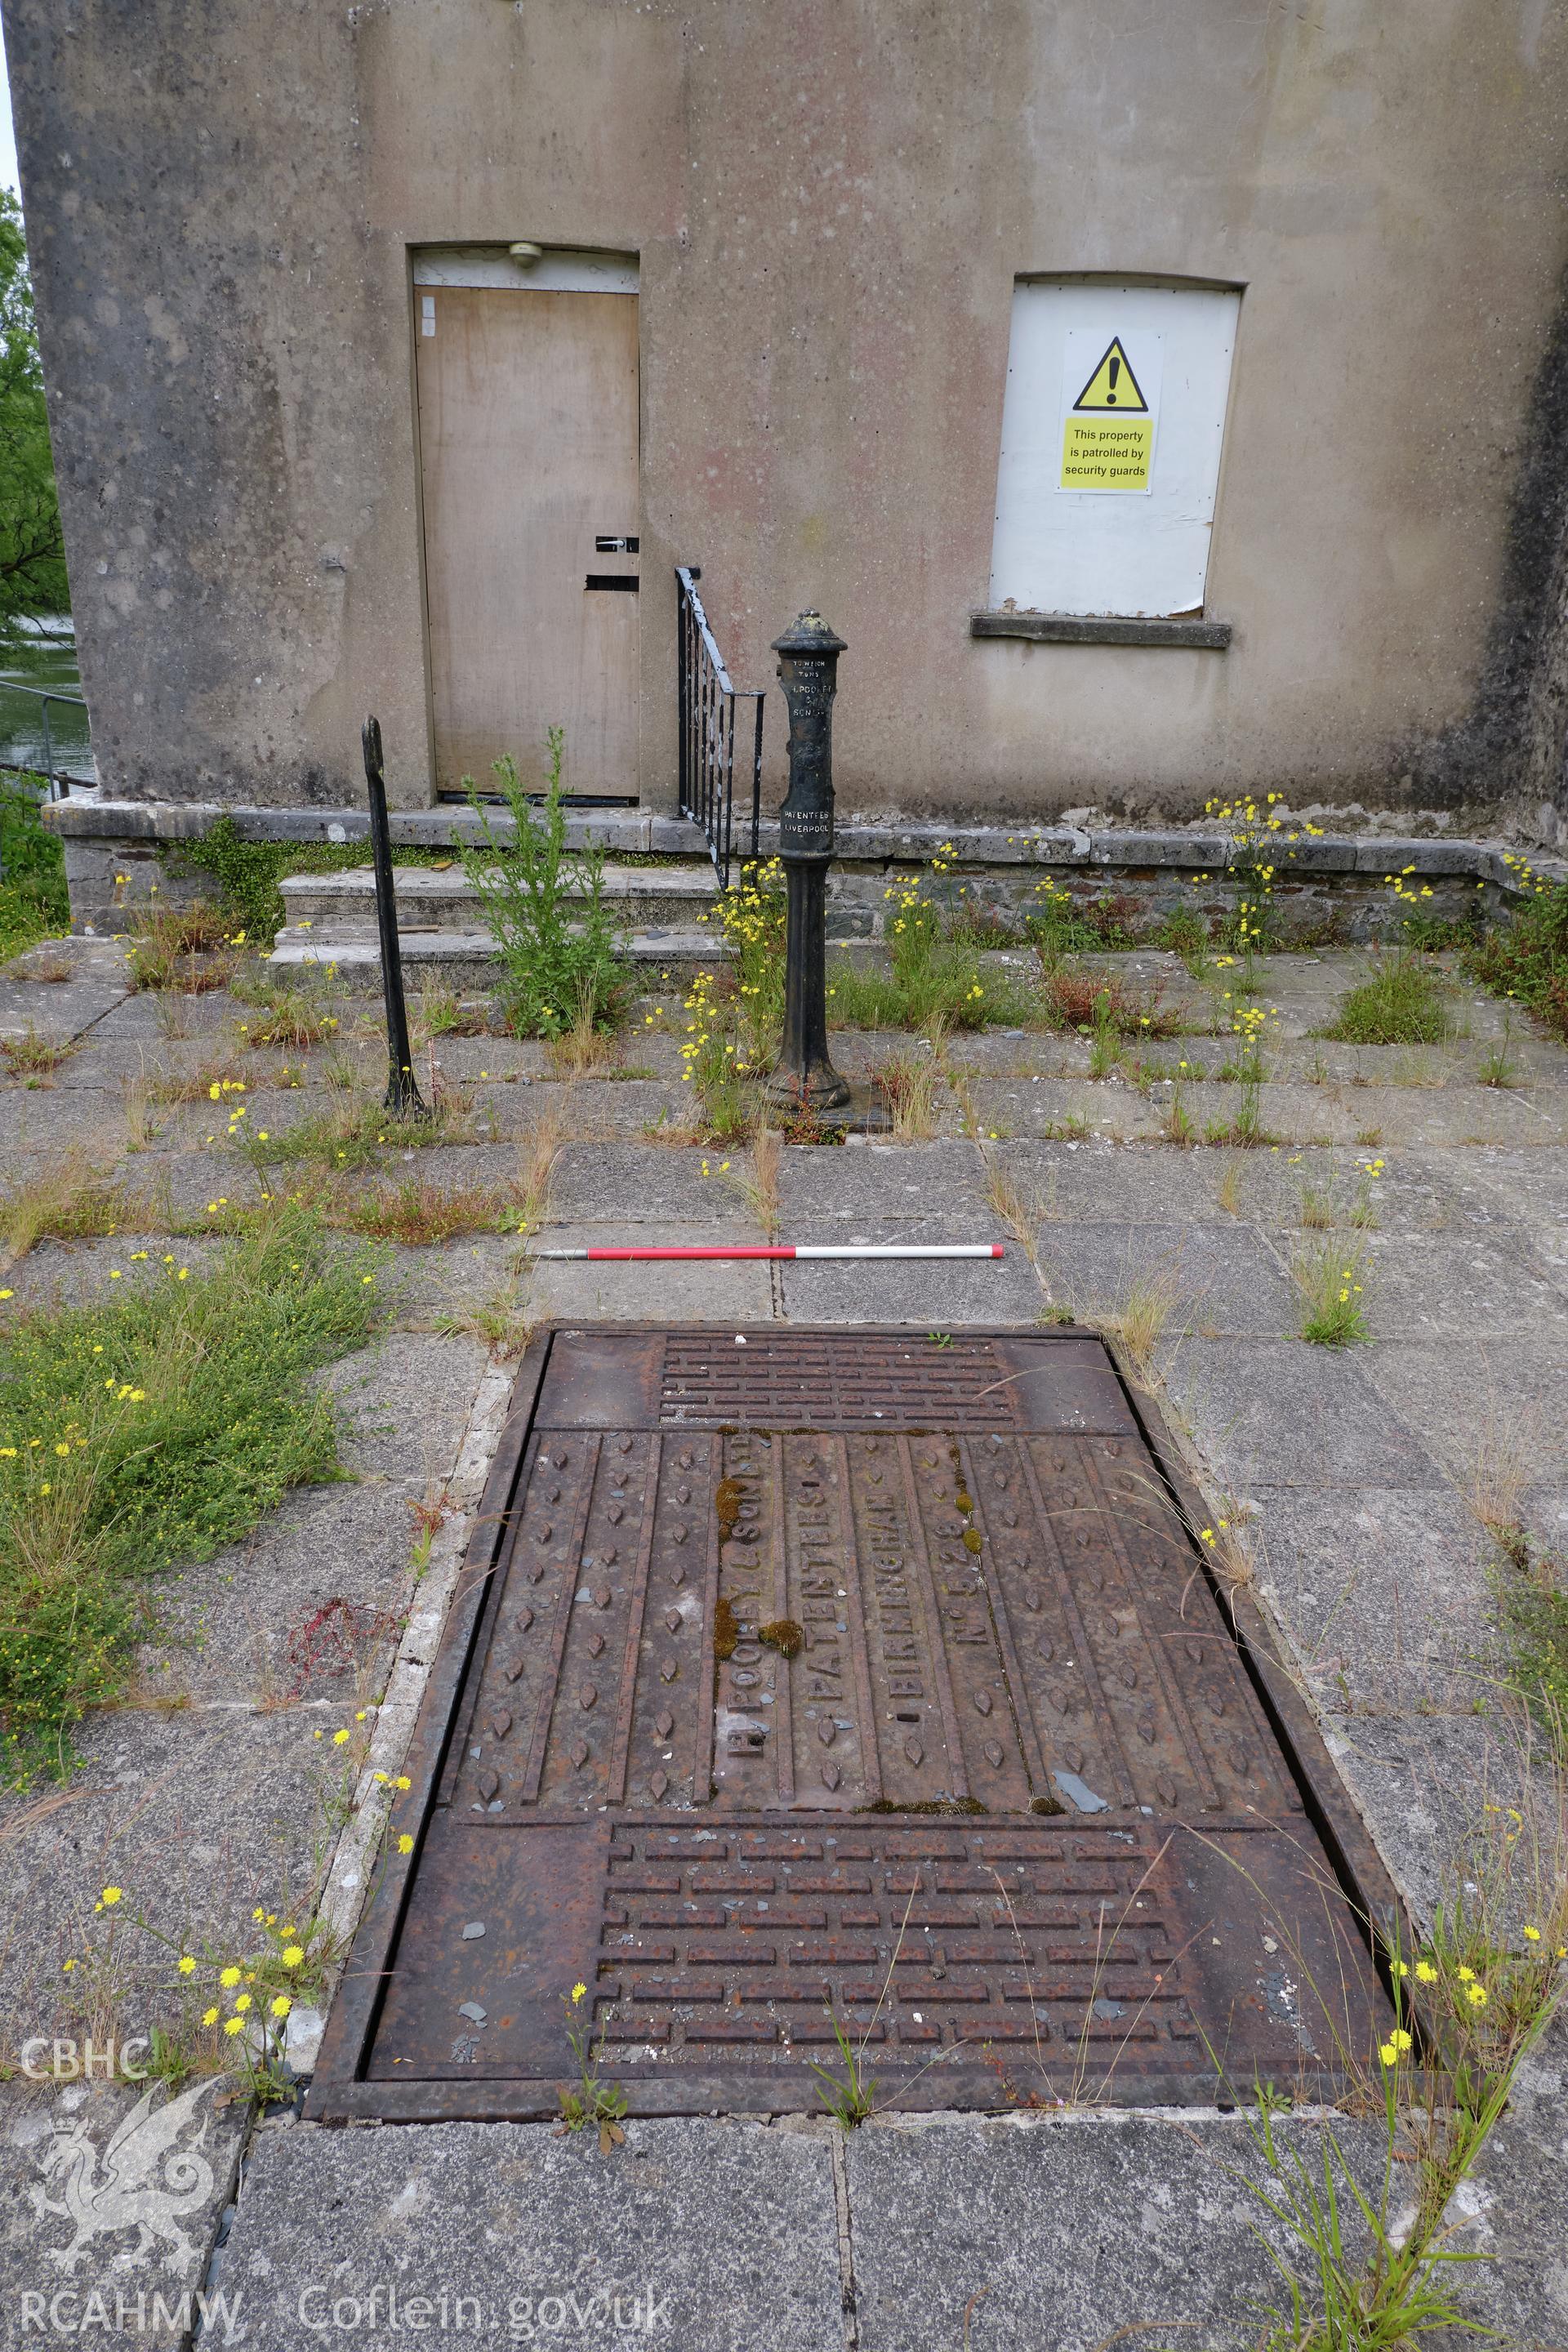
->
[996,1138,1240,1223]
[214,2116,843,2352]
[1163,1338,1446,1490]
[1457,1144,1568,1224]
[778,1219,1043,1322]
[846,2110,1377,2352]
[0,2077,247,2346]
[954,1074,1166,1142]
[0,1706,345,2051]
[1240,1143,1521,1233]
[1034,1219,1298,1338]
[90,991,238,1041]
[775,1138,987,1221]
[0,1234,229,1313]
[1321,1711,1557,1933]
[548,1142,747,1224]
[1245,1484,1494,1714]
[1357,1230,1568,1339]
[519,1223,775,1324]
[1360,1336,1568,1486]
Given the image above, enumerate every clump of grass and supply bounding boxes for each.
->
[1025,878,1140,956]
[545,982,627,1078]
[1294,1240,1370,1347]
[872,1051,942,1138]
[1323,951,1450,1045]
[1,1157,154,1268]
[330,1177,519,1247]
[229,966,343,1050]
[238,1092,472,1173]
[412,984,492,1042]
[0,1025,74,1079]
[1463,870,1568,1040]
[0,1207,384,1784]
[125,902,235,994]
[716,1124,782,1237]
[1476,1015,1520,1089]
[826,947,1009,1034]
[1152,904,1212,973]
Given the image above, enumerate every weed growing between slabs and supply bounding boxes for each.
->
[1463,861,1568,1040]
[1323,950,1451,1045]
[1292,1239,1371,1348]
[0,1206,384,1785]
[1486,1524,1568,1762]
[1219,1793,1568,2352]
[460,731,628,1040]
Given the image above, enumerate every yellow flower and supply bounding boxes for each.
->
[397,1833,414,1855]
[1458,1964,1475,1983]
[1415,1960,1438,1983]
[1379,2041,1398,2068]
[178,1954,196,1975]
[395,1775,411,1791]
[572,1982,588,2003]
[1523,1925,1542,1943]
[271,1995,292,2019]
[332,1728,350,1745]
[222,2016,246,2038]
[1391,2028,1412,2052]
[1465,1983,1488,2007]
[282,1945,305,1967]
[220,1966,241,1989]
[233,1993,252,2014]
[100,1886,122,1908]
[203,2007,220,2027]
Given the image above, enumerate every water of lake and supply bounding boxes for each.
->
[0,622,94,786]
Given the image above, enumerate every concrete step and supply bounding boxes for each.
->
[278,859,722,932]
[267,921,730,991]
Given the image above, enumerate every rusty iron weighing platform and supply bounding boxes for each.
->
[310,1327,1399,2122]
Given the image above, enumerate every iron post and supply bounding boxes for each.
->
[764,610,850,1111]
[362,715,427,1119]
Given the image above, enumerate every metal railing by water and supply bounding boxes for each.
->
[0,681,92,796]
[675,566,764,888]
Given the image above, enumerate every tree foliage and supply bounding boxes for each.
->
[0,189,69,644]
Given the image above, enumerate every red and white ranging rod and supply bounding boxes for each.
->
[529,1243,1006,1262]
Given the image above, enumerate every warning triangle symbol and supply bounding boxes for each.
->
[1071,336,1148,412]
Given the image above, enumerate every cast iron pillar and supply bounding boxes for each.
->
[764,610,851,1111]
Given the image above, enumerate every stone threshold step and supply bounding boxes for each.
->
[268,927,731,989]
[278,861,722,927]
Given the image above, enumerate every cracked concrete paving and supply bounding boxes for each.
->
[2,947,1566,2347]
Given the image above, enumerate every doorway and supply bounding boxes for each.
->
[413,248,640,799]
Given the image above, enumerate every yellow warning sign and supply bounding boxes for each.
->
[1060,414,1154,491]
[1071,336,1148,412]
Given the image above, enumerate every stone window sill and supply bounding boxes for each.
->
[970,610,1232,650]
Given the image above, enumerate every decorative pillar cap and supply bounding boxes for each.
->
[771,609,848,659]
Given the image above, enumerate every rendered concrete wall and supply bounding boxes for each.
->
[7,0,1568,826]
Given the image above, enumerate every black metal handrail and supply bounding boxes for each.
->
[675,565,764,887]
[0,680,92,796]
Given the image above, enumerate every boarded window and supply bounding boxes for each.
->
[988,279,1241,620]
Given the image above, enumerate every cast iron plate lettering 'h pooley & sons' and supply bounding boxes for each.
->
[310,1326,1397,2121]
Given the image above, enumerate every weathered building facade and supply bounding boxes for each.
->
[9,0,1568,844]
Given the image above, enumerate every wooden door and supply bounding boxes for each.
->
[415,284,639,796]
